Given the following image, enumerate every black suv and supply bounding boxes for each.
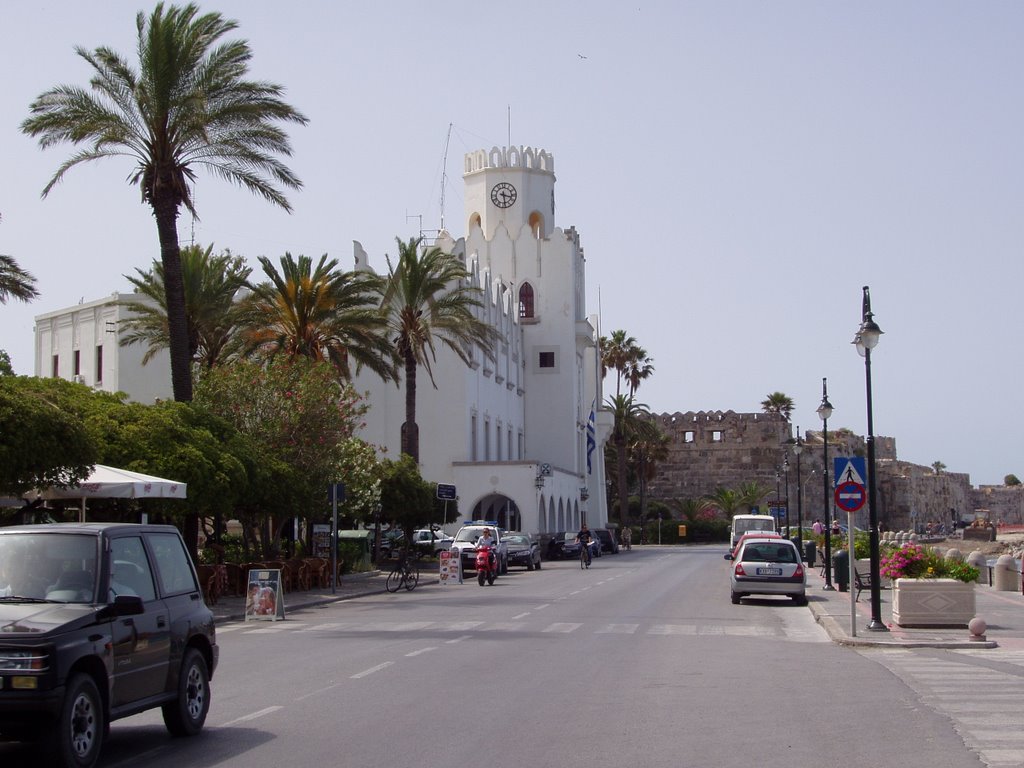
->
[0,523,219,768]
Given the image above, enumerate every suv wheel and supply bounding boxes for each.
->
[162,648,210,737]
[50,673,104,768]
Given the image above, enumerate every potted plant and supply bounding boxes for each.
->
[881,543,980,627]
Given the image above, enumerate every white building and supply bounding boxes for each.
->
[33,292,172,404]
[33,144,614,536]
[354,145,613,535]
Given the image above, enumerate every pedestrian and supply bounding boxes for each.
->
[812,518,824,536]
[831,519,841,537]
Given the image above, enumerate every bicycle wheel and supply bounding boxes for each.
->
[403,561,420,591]
[385,566,403,592]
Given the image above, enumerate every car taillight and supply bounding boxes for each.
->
[734,564,746,576]
[795,564,804,578]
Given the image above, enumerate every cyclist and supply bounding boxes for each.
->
[576,523,594,567]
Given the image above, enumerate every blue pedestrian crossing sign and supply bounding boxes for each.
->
[833,456,866,486]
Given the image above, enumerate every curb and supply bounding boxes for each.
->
[807,600,998,649]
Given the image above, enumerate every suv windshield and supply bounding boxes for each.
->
[454,527,488,543]
[0,532,98,603]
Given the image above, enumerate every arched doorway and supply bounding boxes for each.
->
[471,494,522,531]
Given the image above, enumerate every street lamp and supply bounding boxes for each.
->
[853,285,888,632]
[816,378,835,590]
[790,428,804,556]
[783,456,791,538]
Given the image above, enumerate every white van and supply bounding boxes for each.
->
[730,514,777,548]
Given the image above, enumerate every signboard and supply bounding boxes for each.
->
[312,524,331,559]
[328,483,346,504]
[438,549,462,585]
[437,483,457,500]
[833,457,866,486]
[834,481,866,512]
[244,568,285,621]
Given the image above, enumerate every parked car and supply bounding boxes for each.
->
[546,531,600,560]
[728,536,807,605]
[0,523,218,768]
[411,528,454,555]
[503,533,542,570]
[726,531,783,559]
[593,528,619,554]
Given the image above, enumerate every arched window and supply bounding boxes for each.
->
[518,282,535,319]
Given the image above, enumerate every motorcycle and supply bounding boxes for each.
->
[475,544,498,586]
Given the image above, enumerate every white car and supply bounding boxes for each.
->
[411,528,454,554]
[450,523,508,574]
[728,537,807,605]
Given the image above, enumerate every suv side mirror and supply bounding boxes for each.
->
[723,553,734,561]
[105,595,145,618]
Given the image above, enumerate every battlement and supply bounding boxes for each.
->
[464,146,554,175]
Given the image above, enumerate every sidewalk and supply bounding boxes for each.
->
[804,563,1024,649]
[208,570,400,623]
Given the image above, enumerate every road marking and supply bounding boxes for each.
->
[296,682,344,701]
[596,624,639,634]
[405,646,438,657]
[648,624,697,635]
[219,706,283,727]
[351,662,394,679]
[512,612,531,620]
[534,603,550,610]
[445,634,472,644]
[543,622,582,633]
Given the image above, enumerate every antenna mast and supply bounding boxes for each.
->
[439,122,452,233]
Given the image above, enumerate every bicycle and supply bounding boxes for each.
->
[385,550,420,592]
[579,540,592,569]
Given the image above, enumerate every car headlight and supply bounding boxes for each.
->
[0,649,50,672]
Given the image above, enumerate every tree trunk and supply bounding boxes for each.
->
[616,432,628,530]
[401,349,419,463]
[151,195,193,402]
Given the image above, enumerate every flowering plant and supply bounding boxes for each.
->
[880,543,979,583]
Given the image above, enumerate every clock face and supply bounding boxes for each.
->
[490,182,517,209]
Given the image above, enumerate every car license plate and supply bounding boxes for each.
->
[756,567,782,576]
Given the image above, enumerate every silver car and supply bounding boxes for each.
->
[728,537,807,605]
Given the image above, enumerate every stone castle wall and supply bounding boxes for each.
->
[647,409,984,531]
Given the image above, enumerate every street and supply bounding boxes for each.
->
[1,547,999,767]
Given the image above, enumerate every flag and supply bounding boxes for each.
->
[586,401,597,475]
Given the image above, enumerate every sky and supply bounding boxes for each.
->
[1,2,1022,487]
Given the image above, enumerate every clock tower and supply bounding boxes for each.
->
[463,146,556,240]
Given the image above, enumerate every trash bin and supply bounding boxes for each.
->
[833,549,849,592]
[804,540,816,568]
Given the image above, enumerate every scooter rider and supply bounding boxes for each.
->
[477,528,497,570]
[576,523,594,566]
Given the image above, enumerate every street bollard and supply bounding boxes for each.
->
[966,551,987,584]
[993,554,1019,591]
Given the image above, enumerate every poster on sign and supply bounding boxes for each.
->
[244,568,286,621]
[439,549,462,585]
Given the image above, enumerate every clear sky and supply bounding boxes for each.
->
[2,2,1021,486]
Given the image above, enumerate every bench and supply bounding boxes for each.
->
[854,569,872,602]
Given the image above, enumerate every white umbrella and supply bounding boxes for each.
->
[31,464,187,522]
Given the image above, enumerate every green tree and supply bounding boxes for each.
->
[377,454,436,544]
[931,461,947,475]
[760,392,795,421]
[193,357,367,556]
[669,497,715,522]
[334,437,382,527]
[605,394,659,529]
[630,427,669,525]
[0,351,13,377]
[380,236,495,463]
[120,243,252,369]
[736,480,773,513]
[239,253,395,381]
[22,3,308,402]
[0,255,39,305]
[1005,474,1021,487]
[706,487,743,517]
[0,376,97,498]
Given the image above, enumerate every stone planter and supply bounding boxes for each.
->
[891,578,976,628]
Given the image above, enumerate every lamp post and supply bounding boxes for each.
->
[791,428,804,556]
[816,378,835,590]
[775,470,781,531]
[783,456,791,538]
[853,285,888,632]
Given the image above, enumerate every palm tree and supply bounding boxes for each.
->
[380,236,495,463]
[601,330,654,397]
[705,487,743,517]
[0,214,39,304]
[931,461,946,475]
[760,392,795,421]
[736,480,773,513]
[630,427,669,525]
[606,394,659,529]
[21,3,308,402]
[239,253,396,381]
[120,244,252,369]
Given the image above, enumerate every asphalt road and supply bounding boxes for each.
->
[2,547,992,768]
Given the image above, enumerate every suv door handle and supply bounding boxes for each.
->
[157,615,167,628]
